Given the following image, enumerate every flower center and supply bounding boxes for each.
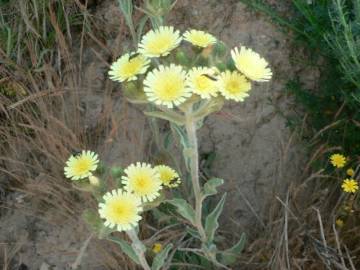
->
[155,74,184,101]
[74,158,92,174]
[192,34,210,46]
[195,76,213,91]
[133,176,152,194]
[147,34,172,54]
[121,59,142,77]
[226,79,240,94]
[107,200,134,223]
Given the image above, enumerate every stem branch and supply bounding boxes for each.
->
[127,229,151,270]
[184,107,207,242]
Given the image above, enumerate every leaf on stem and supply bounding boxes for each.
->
[204,193,227,243]
[218,233,246,265]
[202,178,224,199]
[144,111,185,126]
[108,236,140,265]
[166,198,196,225]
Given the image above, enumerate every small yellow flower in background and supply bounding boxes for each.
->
[341,178,359,193]
[122,162,162,202]
[183,29,216,48]
[218,70,251,102]
[144,64,191,108]
[64,151,99,180]
[231,46,272,82]
[139,26,181,57]
[335,218,344,228]
[108,53,150,82]
[99,189,142,231]
[346,168,355,177]
[155,165,181,188]
[152,243,163,253]
[186,67,219,99]
[89,175,100,186]
[330,153,346,168]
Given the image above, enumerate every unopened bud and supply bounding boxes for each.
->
[89,175,100,186]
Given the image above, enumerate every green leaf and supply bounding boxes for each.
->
[117,0,133,16]
[167,199,195,224]
[111,166,123,178]
[151,244,173,270]
[108,236,140,265]
[204,193,227,243]
[219,233,246,265]
[137,15,149,42]
[202,178,224,199]
[186,226,201,240]
[144,111,185,125]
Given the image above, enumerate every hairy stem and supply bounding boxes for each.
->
[184,106,207,242]
[127,229,151,270]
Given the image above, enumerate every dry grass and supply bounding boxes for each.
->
[240,124,360,270]
[0,0,138,268]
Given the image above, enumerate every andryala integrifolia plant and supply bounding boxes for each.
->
[64,19,272,269]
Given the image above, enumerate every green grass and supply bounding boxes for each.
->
[241,0,360,156]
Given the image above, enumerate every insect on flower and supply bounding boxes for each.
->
[201,74,218,81]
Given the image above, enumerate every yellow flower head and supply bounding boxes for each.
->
[98,189,142,231]
[231,46,272,82]
[108,52,150,82]
[183,29,216,48]
[335,218,344,228]
[341,178,359,193]
[186,67,219,99]
[155,165,181,188]
[330,153,346,168]
[122,162,162,202]
[218,70,251,102]
[64,150,99,180]
[152,243,163,253]
[144,64,191,108]
[346,168,355,177]
[139,26,181,58]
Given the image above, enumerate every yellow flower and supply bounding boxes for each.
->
[122,162,162,202]
[152,243,163,253]
[335,219,344,228]
[139,26,181,57]
[144,64,191,108]
[218,70,251,102]
[330,153,346,168]
[231,46,272,82]
[98,189,142,231]
[183,29,216,48]
[155,165,181,188]
[341,178,359,193]
[64,150,99,180]
[346,168,355,177]
[108,53,150,82]
[186,67,219,99]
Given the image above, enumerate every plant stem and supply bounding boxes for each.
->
[126,229,151,270]
[184,106,207,242]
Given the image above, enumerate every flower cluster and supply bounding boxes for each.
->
[329,153,359,193]
[64,152,181,232]
[108,26,272,108]
[99,162,181,231]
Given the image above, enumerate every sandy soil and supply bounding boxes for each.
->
[0,1,318,269]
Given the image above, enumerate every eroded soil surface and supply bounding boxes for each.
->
[0,1,316,269]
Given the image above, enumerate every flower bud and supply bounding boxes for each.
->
[89,175,100,186]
